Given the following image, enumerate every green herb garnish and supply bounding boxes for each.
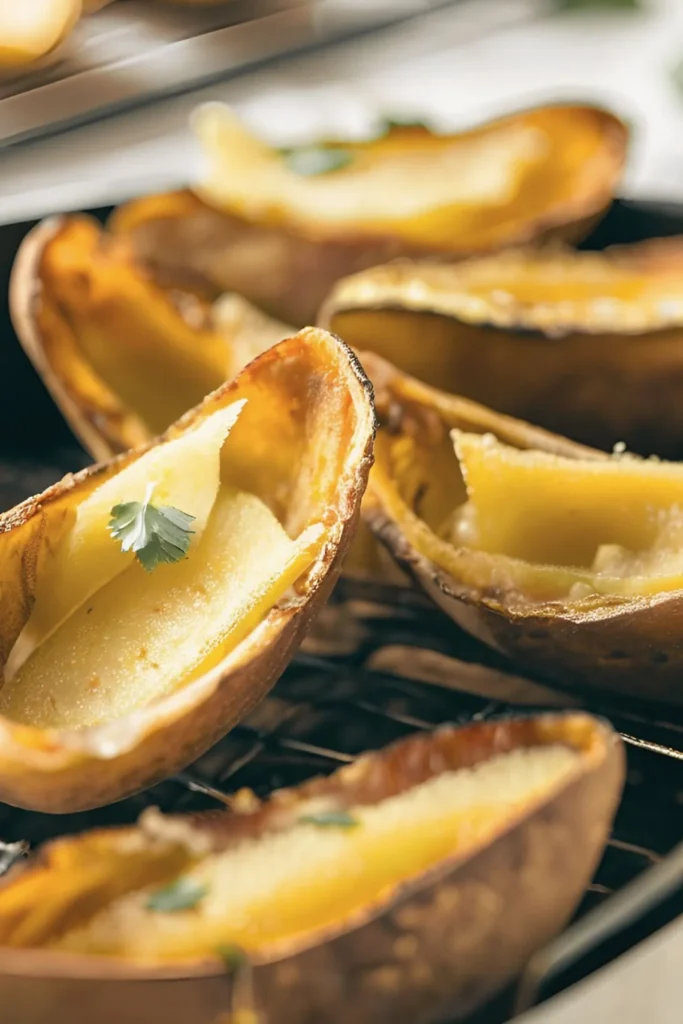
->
[281,145,353,177]
[217,944,248,971]
[379,114,431,133]
[147,877,208,913]
[109,483,196,573]
[298,810,359,829]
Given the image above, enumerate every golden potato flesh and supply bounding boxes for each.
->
[0,329,374,811]
[48,744,582,959]
[194,103,626,251]
[10,216,291,462]
[450,432,683,600]
[321,240,683,456]
[362,354,683,703]
[109,103,627,325]
[0,715,624,1024]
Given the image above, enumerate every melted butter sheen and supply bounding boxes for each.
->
[0,488,320,730]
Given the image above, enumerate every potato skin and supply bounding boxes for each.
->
[109,105,627,326]
[0,329,375,812]
[320,240,683,459]
[360,354,683,705]
[0,715,624,1024]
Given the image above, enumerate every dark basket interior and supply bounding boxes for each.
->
[2,198,683,1022]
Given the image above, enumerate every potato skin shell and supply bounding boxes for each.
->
[360,356,683,704]
[0,715,624,1024]
[320,238,683,459]
[109,105,627,326]
[0,329,375,812]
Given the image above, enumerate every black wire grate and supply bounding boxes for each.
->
[2,574,683,1022]
[4,195,683,1020]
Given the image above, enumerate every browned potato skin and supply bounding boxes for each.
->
[361,354,683,705]
[0,329,375,812]
[320,240,683,459]
[0,714,624,1024]
[109,105,627,326]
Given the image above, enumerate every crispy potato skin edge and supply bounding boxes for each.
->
[0,714,624,1024]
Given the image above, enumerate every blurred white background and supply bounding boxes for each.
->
[2,0,683,222]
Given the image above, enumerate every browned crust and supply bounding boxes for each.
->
[360,354,683,704]
[319,236,683,338]
[0,328,375,812]
[0,714,624,1024]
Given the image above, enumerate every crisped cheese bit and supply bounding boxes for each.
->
[5,401,245,681]
[0,486,323,730]
[54,743,578,960]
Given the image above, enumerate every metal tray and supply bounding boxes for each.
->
[2,197,683,1022]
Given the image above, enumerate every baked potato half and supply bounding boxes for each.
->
[0,328,374,812]
[321,239,683,457]
[109,102,628,325]
[10,215,292,462]
[362,353,683,704]
[0,713,624,1024]
[9,216,390,586]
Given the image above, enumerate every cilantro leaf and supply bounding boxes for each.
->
[281,145,353,176]
[298,810,359,829]
[109,484,196,573]
[147,877,208,913]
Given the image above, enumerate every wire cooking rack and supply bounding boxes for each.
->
[1,474,683,1022]
[4,196,683,1021]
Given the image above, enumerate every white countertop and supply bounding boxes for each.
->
[1,0,683,223]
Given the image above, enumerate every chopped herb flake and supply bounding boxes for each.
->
[146,877,208,913]
[281,145,353,177]
[298,810,359,829]
[380,114,431,133]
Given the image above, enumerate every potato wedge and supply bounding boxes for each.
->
[0,329,374,812]
[0,714,623,1024]
[0,0,82,71]
[321,239,683,457]
[109,103,628,325]
[9,216,387,589]
[10,215,292,462]
[361,353,683,704]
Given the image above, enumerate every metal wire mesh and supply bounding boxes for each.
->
[4,194,683,1021]
[2,574,683,1021]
